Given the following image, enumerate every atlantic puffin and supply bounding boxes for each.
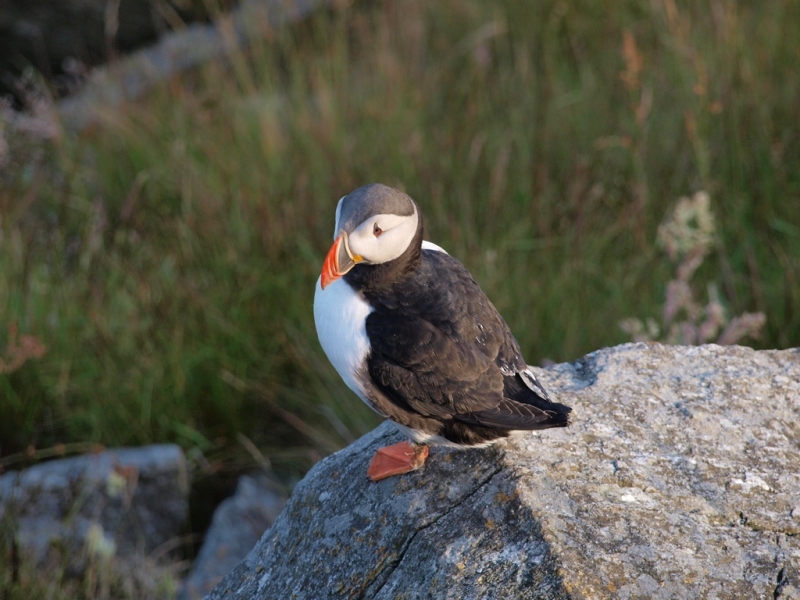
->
[314,184,572,481]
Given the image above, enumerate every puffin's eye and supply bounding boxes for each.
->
[373,223,383,237]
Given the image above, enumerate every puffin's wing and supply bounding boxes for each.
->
[366,249,571,429]
[367,314,571,429]
[488,326,572,428]
[455,398,564,429]
[366,313,506,418]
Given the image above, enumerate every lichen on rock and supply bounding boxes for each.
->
[207,343,800,600]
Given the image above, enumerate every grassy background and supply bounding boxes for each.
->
[2,0,799,487]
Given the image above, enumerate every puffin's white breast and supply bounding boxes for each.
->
[313,240,447,411]
[313,276,373,404]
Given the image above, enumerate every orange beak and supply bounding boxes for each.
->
[320,233,361,289]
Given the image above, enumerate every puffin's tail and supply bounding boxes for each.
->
[457,371,574,431]
[456,395,572,431]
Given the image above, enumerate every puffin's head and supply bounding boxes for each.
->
[320,184,420,289]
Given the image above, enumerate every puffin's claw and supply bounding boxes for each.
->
[367,441,429,482]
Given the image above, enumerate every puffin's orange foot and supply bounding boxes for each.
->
[367,441,429,482]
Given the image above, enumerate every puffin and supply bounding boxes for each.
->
[313,184,572,481]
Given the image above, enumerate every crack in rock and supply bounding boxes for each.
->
[365,467,502,599]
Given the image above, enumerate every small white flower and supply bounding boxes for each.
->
[85,523,116,560]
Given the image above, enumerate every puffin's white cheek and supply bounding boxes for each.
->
[347,211,419,264]
[357,235,401,264]
[376,232,405,262]
[347,232,376,261]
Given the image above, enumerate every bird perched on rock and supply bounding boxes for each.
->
[314,184,572,481]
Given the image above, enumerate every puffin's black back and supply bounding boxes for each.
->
[346,239,572,446]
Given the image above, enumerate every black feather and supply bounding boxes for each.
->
[343,200,573,446]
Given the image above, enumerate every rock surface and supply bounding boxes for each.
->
[0,444,189,566]
[207,343,800,600]
[180,474,285,599]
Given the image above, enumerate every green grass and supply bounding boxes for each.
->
[1,0,799,484]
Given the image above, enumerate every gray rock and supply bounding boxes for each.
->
[206,343,800,600]
[56,0,334,131]
[0,444,189,567]
[180,474,285,600]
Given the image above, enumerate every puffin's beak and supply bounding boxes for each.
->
[320,232,362,289]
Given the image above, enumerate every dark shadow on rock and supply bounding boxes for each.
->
[180,474,285,600]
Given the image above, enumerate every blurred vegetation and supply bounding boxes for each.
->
[1,0,799,491]
[0,534,179,600]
